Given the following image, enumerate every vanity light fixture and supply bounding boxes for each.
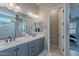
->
[33,14,36,17]
[0,3,21,12]
[33,14,37,18]
[30,12,33,16]
[16,6,20,9]
[9,3,14,6]
[8,3,15,9]
[27,11,34,17]
[14,6,21,12]
[27,11,39,19]
[36,15,39,18]
[7,3,21,12]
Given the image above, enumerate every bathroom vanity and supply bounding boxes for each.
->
[0,34,44,56]
[0,6,44,56]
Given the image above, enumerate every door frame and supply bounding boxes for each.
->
[48,3,70,56]
[64,3,70,56]
[48,3,64,53]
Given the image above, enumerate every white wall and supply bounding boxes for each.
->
[58,7,65,55]
[64,4,70,55]
[38,4,49,50]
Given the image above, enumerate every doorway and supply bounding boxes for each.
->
[50,6,64,56]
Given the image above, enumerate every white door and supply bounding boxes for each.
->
[58,8,65,55]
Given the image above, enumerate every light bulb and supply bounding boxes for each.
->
[16,6,20,9]
[36,15,39,18]
[8,3,14,8]
[9,3,14,6]
[33,14,36,17]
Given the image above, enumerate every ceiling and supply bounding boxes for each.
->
[18,3,61,7]
[35,3,61,7]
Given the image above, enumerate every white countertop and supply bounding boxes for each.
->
[0,33,44,52]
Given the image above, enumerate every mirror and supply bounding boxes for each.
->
[0,15,16,39]
[15,14,27,37]
[27,16,43,34]
[0,6,43,40]
[32,22,43,32]
[0,6,27,40]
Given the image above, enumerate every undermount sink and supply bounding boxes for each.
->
[28,32,38,37]
[16,37,28,42]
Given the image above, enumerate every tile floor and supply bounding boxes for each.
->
[39,46,62,56]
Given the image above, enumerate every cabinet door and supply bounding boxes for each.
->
[0,47,16,56]
[16,43,28,56]
[35,39,40,56]
[28,41,36,56]
[25,43,29,56]
[35,38,44,56]
[40,38,44,52]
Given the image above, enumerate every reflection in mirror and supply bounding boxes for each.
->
[15,14,27,37]
[32,22,43,32]
[0,14,16,39]
[0,6,27,40]
[27,16,43,35]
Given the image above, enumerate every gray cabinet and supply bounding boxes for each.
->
[25,43,29,56]
[28,41,36,56]
[16,43,28,56]
[0,47,16,56]
[0,37,44,56]
[40,38,44,52]
[35,39,41,55]
[35,38,44,55]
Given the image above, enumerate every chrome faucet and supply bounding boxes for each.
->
[8,37,12,42]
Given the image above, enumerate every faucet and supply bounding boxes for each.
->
[8,37,12,42]
[5,37,16,43]
[9,37,16,42]
[5,37,12,43]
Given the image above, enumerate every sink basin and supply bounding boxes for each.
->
[28,32,38,37]
[15,37,27,42]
